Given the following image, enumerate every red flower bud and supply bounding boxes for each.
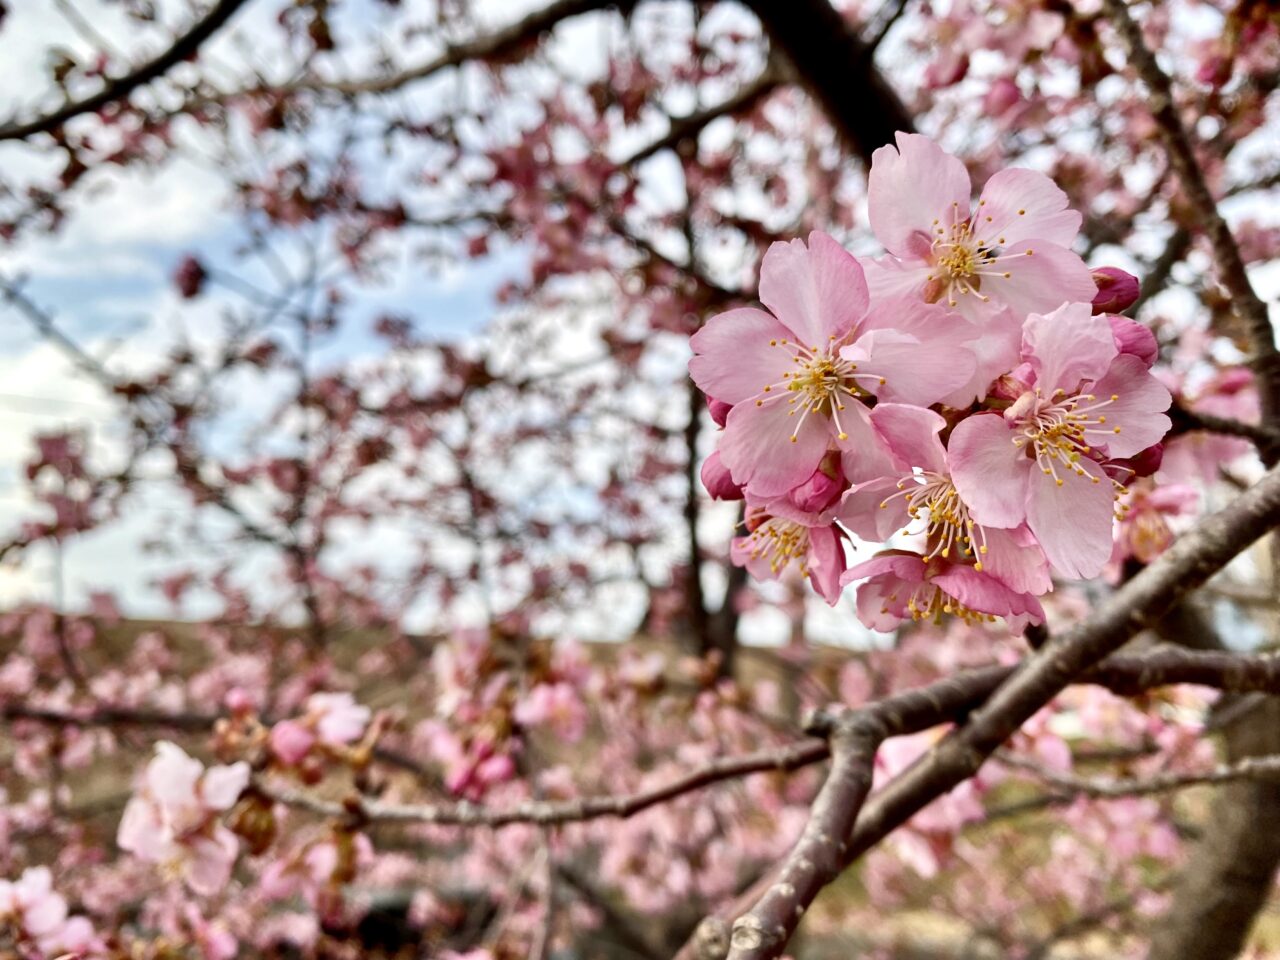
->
[174,255,207,299]
[701,451,743,501]
[1090,267,1139,314]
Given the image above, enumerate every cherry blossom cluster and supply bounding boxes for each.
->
[692,133,1172,628]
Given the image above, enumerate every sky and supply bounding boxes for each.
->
[0,2,544,620]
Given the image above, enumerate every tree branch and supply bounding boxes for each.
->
[740,0,914,162]
[690,462,1280,960]
[1102,0,1280,430]
[0,0,251,141]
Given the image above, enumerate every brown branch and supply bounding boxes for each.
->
[691,462,1280,960]
[741,0,914,162]
[1102,0,1280,434]
[723,717,881,959]
[620,62,784,167]
[258,737,830,827]
[1000,750,1280,800]
[1168,402,1280,448]
[0,0,251,141]
[275,0,622,98]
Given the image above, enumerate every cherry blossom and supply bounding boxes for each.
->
[117,742,251,895]
[950,304,1171,579]
[690,231,980,497]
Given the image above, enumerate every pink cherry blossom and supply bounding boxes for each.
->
[269,720,317,766]
[690,231,980,497]
[950,303,1171,579]
[305,691,371,746]
[117,742,250,895]
[863,133,1096,403]
[838,405,1052,598]
[1091,267,1140,314]
[0,867,100,958]
[840,550,1045,632]
[731,497,851,606]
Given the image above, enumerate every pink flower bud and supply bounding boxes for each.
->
[700,451,743,501]
[983,77,1021,116]
[705,395,732,428]
[988,363,1036,402]
[269,720,316,766]
[1113,442,1164,479]
[1090,267,1139,314]
[786,454,846,514]
[224,687,255,715]
[1107,315,1159,368]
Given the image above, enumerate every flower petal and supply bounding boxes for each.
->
[932,565,1045,623]
[807,525,847,606]
[688,308,794,405]
[1025,463,1115,580]
[948,414,1029,528]
[719,393,831,498]
[1023,303,1117,392]
[1084,354,1172,459]
[868,402,947,473]
[868,133,971,259]
[975,167,1082,247]
[758,232,869,347]
[985,241,1097,320]
[842,328,976,408]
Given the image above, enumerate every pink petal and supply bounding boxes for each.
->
[948,414,1029,528]
[1107,315,1159,368]
[200,762,250,811]
[868,403,947,474]
[1084,355,1172,459]
[835,400,899,485]
[1025,463,1116,580]
[841,328,975,408]
[938,306,1024,406]
[757,232,869,348]
[868,133,971,259]
[1022,303,1118,391]
[854,574,910,631]
[147,742,204,809]
[719,396,831,498]
[838,478,907,541]
[863,256,932,302]
[932,565,1045,623]
[975,167,1082,247]
[986,241,1097,320]
[806,525,848,606]
[977,525,1053,596]
[841,550,928,586]
[689,308,794,405]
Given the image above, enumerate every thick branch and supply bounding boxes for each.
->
[0,0,251,141]
[692,463,1280,960]
[740,0,913,161]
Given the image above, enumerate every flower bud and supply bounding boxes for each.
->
[269,720,316,766]
[1113,442,1164,479]
[1107,315,1159,368]
[174,255,207,299]
[786,453,846,514]
[989,363,1036,402]
[701,451,743,501]
[1090,267,1139,314]
[705,395,732,428]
